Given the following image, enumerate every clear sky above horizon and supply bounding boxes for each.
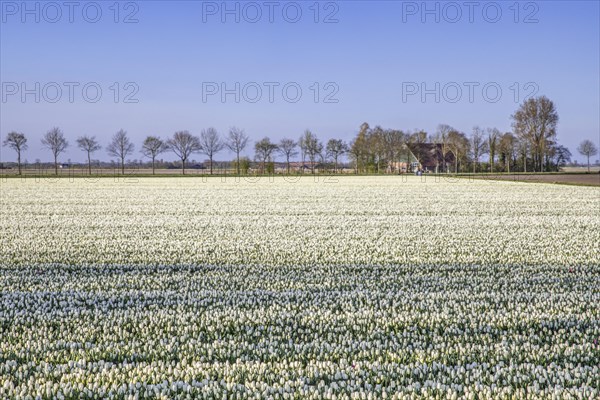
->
[1,0,599,163]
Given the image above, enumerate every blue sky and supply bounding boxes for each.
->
[1,0,599,163]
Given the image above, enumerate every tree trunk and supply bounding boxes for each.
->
[17,152,21,175]
[588,155,591,172]
[121,157,125,175]
[455,151,458,173]
[237,152,241,175]
[54,154,58,175]
[182,159,186,175]
[541,144,545,172]
[210,156,213,175]
[88,153,92,175]
[152,157,156,175]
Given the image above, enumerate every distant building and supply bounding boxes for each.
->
[406,143,455,173]
[287,162,322,172]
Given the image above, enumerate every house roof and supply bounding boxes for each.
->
[406,143,455,168]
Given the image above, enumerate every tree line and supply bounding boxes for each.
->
[3,96,599,175]
[1,126,353,176]
[349,96,597,174]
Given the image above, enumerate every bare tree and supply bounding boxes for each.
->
[199,127,224,175]
[298,139,305,166]
[107,129,134,175]
[254,137,278,173]
[76,135,101,175]
[470,126,487,173]
[486,128,500,173]
[447,130,469,173]
[2,132,28,175]
[302,130,323,174]
[433,124,453,173]
[348,123,372,174]
[382,129,405,173]
[298,130,309,166]
[326,139,349,173]
[225,127,249,175]
[167,131,202,175]
[518,137,529,173]
[299,129,323,169]
[278,138,298,174]
[511,96,559,172]
[41,127,69,175]
[141,136,168,175]
[577,140,598,172]
[368,127,386,174]
[498,132,516,173]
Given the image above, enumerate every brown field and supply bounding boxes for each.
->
[562,166,600,173]
[466,173,600,186]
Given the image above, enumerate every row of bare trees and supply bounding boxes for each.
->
[251,130,351,174]
[2,126,344,175]
[2,128,239,175]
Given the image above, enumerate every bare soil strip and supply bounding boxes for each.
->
[464,174,600,186]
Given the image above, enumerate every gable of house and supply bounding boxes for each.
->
[406,143,455,170]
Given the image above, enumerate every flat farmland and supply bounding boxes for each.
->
[1,176,599,399]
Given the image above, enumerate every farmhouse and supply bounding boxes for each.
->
[406,143,456,173]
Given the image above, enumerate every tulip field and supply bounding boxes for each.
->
[1,176,599,399]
